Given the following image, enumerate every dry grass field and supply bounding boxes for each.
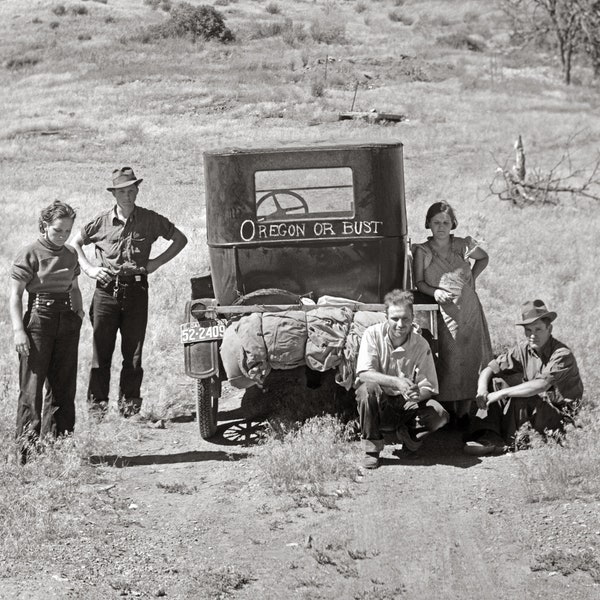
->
[1,0,599,598]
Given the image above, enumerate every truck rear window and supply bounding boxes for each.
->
[255,167,355,222]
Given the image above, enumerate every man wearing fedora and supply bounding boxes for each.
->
[464,299,584,455]
[72,167,187,419]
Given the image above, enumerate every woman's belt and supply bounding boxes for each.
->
[28,292,72,311]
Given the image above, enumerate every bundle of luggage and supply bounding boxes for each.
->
[219,299,387,391]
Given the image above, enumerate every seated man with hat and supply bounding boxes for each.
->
[465,299,584,455]
[72,167,188,419]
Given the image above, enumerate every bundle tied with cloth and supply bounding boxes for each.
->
[218,295,387,390]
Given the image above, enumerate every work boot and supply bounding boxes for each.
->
[88,400,109,423]
[362,452,380,469]
[118,396,143,418]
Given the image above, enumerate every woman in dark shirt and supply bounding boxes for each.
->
[9,201,84,464]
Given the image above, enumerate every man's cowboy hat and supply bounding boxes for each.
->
[107,167,143,191]
[515,299,557,325]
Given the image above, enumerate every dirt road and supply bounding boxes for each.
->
[2,396,598,600]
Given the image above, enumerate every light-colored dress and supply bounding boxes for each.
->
[414,236,493,409]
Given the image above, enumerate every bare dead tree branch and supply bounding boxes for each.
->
[489,136,600,206]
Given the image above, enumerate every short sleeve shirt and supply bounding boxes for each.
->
[11,237,80,293]
[356,322,438,395]
[489,337,583,401]
[80,206,175,275]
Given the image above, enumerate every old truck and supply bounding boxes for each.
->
[181,141,437,439]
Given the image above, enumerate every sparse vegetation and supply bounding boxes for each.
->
[257,416,359,495]
[265,1,281,14]
[388,10,413,25]
[437,31,486,51]
[309,15,346,44]
[515,411,600,503]
[51,4,67,16]
[4,55,41,70]
[139,2,234,42]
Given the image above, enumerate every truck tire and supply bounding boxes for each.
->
[197,378,218,439]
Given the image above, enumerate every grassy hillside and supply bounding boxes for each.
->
[1,0,599,416]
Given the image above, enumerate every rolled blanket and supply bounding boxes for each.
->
[306,306,353,372]
[262,310,308,370]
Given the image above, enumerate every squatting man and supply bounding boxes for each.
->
[355,289,449,469]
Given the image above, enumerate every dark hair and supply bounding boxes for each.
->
[384,289,414,313]
[38,200,77,233]
[425,202,458,230]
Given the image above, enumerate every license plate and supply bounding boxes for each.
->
[180,321,226,344]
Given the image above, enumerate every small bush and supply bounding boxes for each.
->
[310,17,346,44]
[144,0,171,10]
[311,78,325,97]
[51,4,66,16]
[105,15,115,23]
[265,2,280,14]
[388,10,413,25]
[252,18,306,45]
[354,1,367,13]
[140,2,234,43]
[78,33,92,41]
[256,416,359,495]
[437,32,486,52]
[70,5,89,15]
[32,17,42,24]
[5,56,41,70]
[49,21,60,29]
[393,0,405,5]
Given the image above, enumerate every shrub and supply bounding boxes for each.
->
[256,416,359,495]
[141,2,234,43]
[78,33,92,40]
[251,18,306,45]
[354,1,367,13]
[388,10,413,25]
[311,78,325,97]
[49,21,60,29]
[437,31,486,52]
[5,56,40,70]
[105,15,115,23]
[310,16,346,44]
[265,2,280,14]
[51,4,66,16]
[70,5,89,15]
[144,0,171,10]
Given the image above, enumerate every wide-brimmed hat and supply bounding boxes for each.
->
[107,167,143,191]
[515,299,557,326]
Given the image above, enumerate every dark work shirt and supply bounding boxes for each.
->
[80,206,175,275]
[489,337,584,401]
[11,237,80,293]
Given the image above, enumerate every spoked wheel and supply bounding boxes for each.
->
[196,378,219,439]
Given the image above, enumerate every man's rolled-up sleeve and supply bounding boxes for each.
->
[538,347,577,387]
[355,327,380,376]
[489,346,523,376]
